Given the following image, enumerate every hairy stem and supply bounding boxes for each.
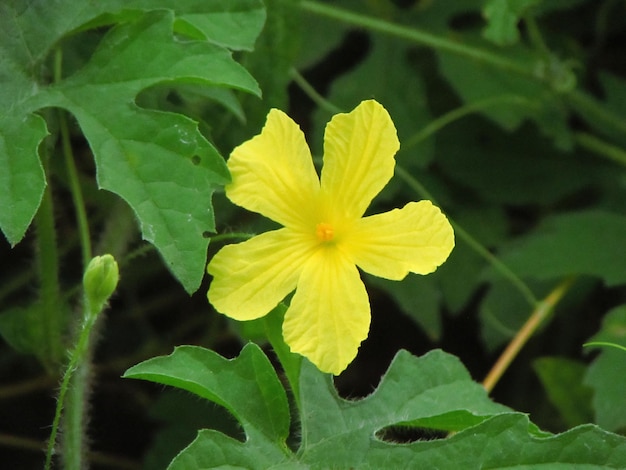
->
[45,298,101,470]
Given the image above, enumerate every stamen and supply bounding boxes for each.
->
[315,222,334,242]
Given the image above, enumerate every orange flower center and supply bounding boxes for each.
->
[315,222,334,242]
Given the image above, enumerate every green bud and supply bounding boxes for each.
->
[83,254,119,312]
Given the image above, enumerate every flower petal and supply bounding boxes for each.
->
[348,201,454,280]
[227,109,320,229]
[207,229,315,320]
[282,248,370,375]
[320,100,399,220]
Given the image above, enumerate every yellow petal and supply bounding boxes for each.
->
[348,201,454,280]
[207,229,315,320]
[282,248,370,375]
[320,100,399,220]
[227,109,320,229]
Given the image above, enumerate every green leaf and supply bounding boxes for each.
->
[126,345,626,468]
[584,306,626,432]
[437,44,572,148]
[534,357,594,428]
[482,0,540,46]
[0,116,48,245]
[494,210,626,286]
[363,414,626,468]
[123,343,290,446]
[1,1,262,291]
[436,120,608,206]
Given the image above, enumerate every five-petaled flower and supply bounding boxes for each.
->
[207,100,454,375]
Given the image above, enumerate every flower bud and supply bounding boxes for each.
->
[83,254,119,313]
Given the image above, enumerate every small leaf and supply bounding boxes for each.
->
[482,0,540,46]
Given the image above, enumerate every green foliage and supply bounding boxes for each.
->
[0,0,263,292]
[482,0,540,46]
[584,306,626,433]
[495,211,626,285]
[534,357,594,428]
[125,344,626,469]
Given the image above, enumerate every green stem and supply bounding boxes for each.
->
[482,276,575,393]
[60,111,92,266]
[403,95,534,151]
[55,48,91,267]
[567,89,626,138]
[45,299,100,470]
[34,184,64,370]
[289,68,343,115]
[300,1,532,78]
[574,131,626,166]
[583,341,626,353]
[395,166,538,307]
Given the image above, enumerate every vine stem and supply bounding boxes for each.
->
[300,1,532,78]
[34,185,65,370]
[482,276,576,394]
[45,46,96,470]
[55,48,92,267]
[45,299,100,470]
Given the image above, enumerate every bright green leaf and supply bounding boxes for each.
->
[584,306,626,432]
[1,2,262,291]
[123,343,290,446]
[126,344,626,468]
[363,414,626,468]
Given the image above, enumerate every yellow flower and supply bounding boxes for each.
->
[207,100,454,375]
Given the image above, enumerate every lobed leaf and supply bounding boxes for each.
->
[126,345,626,468]
[0,1,262,291]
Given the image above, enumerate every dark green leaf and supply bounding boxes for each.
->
[494,210,626,286]
[584,306,626,432]
[534,357,594,428]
